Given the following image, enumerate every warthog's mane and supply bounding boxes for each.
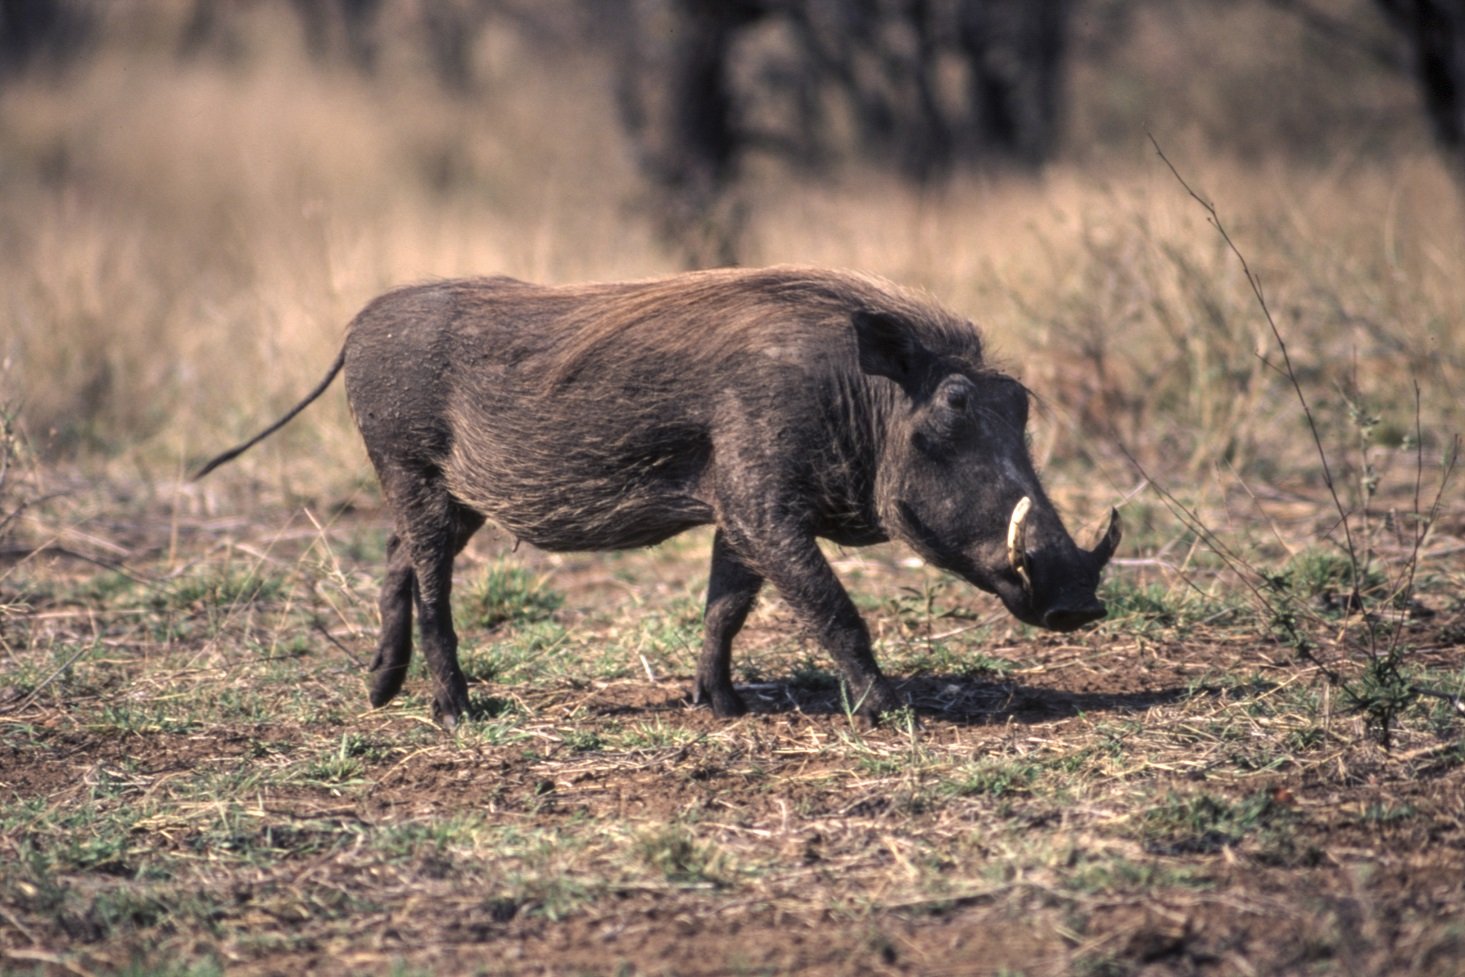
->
[528,264,986,386]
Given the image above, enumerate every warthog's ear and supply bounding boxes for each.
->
[852,310,920,386]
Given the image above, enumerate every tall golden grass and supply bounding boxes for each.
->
[0,0,1459,525]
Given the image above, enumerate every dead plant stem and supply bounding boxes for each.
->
[1148,134,1366,622]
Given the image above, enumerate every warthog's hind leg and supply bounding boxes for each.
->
[694,529,763,716]
[376,460,485,728]
[368,532,415,707]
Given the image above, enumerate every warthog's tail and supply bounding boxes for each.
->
[192,347,347,480]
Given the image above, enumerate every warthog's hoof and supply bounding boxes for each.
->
[368,664,409,708]
[692,679,748,718]
[431,681,472,731]
[850,677,903,724]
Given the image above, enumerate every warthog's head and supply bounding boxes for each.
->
[857,311,1121,631]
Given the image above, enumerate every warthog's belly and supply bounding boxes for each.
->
[441,426,715,552]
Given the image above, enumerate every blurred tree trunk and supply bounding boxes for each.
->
[421,1,490,94]
[0,0,92,76]
[616,0,767,266]
[288,0,385,73]
[1375,0,1465,176]
[955,0,1071,167]
[786,0,1072,179]
[787,0,954,181]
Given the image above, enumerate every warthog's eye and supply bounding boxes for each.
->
[916,376,979,452]
[937,376,975,416]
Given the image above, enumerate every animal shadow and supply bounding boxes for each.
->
[729,673,1197,725]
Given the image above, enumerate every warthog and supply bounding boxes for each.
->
[197,266,1120,727]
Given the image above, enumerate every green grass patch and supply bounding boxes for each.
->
[1062,852,1214,895]
[1137,790,1292,856]
[157,564,290,614]
[941,758,1041,798]
[634,825,732,886]
[460,560,563,630]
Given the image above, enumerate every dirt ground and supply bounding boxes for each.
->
[2,474,1463,977]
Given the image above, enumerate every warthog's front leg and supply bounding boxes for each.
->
[723,520,900,720]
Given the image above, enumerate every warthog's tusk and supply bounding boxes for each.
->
[1006,496,1032,593]
[1090,507,1122,567]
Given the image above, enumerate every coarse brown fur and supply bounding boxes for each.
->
[197,265,1118,727]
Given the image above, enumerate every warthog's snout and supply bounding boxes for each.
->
[1041,599,1107,633]
[998,496,1119,633]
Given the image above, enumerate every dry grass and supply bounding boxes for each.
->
[2,3,1458,493]
[2,3,1464,975]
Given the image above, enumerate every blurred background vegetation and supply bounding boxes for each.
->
[0,0,1459,524]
